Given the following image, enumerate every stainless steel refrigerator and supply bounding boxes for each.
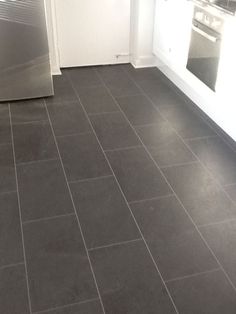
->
[0,0,54,102]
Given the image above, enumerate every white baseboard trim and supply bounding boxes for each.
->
[131,54,157,68]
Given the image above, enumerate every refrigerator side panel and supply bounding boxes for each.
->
[0,0,54,102]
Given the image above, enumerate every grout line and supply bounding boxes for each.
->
[165,267,221,284]
[88,238,143,252]
[198,218,236,228]
[43,98,106,314]
[88,111,121,116]
[16,157,59,167]
[224,183,236,188]
[22,213,75,226]
[8,104,33,314]
[55,131,92,139]
[0,189,17,196]
[104,145,142,153]
[33,297,100,314]
[160,161,199,170]
[185,135,218,142]
[89,68,180,314]
[129,194,175,205]
[11,119,49,126]
[122,66,236,294]
[69,175,113,185]
[0,262,25,271]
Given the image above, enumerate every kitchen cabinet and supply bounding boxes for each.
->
[153,0,193,68]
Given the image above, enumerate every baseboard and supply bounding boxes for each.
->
[131,54,157,68]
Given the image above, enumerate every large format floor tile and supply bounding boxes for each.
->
[200,220,236,287]
[167,270,236,314]
[66,67,102,91]
[188,136,236,185]
[225,184,236,203]
[131,196,217,281]
[0,264,30,314]
[163,163,236,226]
[136,122,196,167]
[0,105,11,144]
[47,101,91,137]
[90,112,140,150]
[43,299,103,314]
[138,78,180,107]
[17,160,73,222]
[10,99,48,124]
[106,147,171,202]
[159,104,215,139]
[0,193,23,267]
[0,144,15,193]
[117,94,163,126]
[12,121,58,164]
[23,215,97,313]
[58,133,111,182]
[45,75,77,105]
[97,65,141,97]
[122,64,161,83]
[71,176,140,249]
[89,241,176,314]
[78,85,118,114]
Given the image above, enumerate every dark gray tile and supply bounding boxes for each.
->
[163,163,236,226]
[10,99,48,124]
[131,196,217,281]
[0,264,30,314]
[159,104,215,139]
[136,122,196,167]
[139,78,181,107]
[97,65,141,97]
[225,184,236,203]
[90,112,140,150]
[71,176,140,249]
[47,101,91,137]
[200,220,236,287]
[167,270,236,314]
[23,215,98,313]
[45,74,77,105]
[13,121,58,164]
[58,133,111,182]
[122,64,160,82]
[66,67,102,91]
[117,94,163,126]
[188,137,236,185]
[0,193,23,267]
[78,85,118,114]
[90,241,176,314]
[17,160,73,222]
[0,144,15,193]
[44,300,103,314]
[0,105,11,144]
[106,147,171,202]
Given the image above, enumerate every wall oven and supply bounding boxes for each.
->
[186,4,224,91]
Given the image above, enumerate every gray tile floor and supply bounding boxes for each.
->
[1,64,236,313]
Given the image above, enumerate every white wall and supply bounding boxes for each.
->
[45,0,156,73]
[130,0,156,68]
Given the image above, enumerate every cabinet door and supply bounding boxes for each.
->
[55,0,130,67]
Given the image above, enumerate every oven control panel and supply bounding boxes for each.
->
[194,6,224,33]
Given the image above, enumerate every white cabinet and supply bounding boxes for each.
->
[153,0,193,68]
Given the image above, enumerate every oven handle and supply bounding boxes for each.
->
[192,24,219,43]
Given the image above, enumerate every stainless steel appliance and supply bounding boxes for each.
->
[186,4,225,91]
[208,0,236,14]
[0,0,54,102]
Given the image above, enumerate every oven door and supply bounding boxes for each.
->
[186,20,222,91]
